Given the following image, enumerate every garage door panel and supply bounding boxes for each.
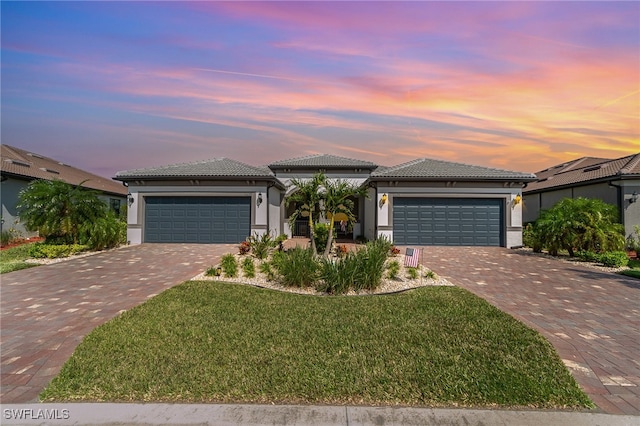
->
[393,198,503,246]
[145,196,250,243]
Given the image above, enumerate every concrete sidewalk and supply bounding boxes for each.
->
[1,403,637,426]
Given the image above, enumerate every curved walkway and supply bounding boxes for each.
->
[1,244,231,403]
[420,247,640,415]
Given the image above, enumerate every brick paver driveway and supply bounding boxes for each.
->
[420,247,640,415]
[1,243,231,403]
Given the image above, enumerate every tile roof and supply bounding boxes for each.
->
[525,153,640,193]
[1,144,127,196]
[268,154,378,169]
[115,158,276,179]
[370,158,536,180]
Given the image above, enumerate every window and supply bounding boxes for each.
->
[110,198,122,215]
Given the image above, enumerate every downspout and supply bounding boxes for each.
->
[608,180,624,227]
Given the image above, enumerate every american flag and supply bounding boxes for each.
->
[404,248,420,268]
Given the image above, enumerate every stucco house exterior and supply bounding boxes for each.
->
[523,153,640,238]
[115,154,535,248]
[1,144,128,238]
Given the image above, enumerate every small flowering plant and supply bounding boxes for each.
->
[390,246,401,257]
[238,240,251,255]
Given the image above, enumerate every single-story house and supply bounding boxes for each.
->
[115,154,535,248]
[523,153,640,238]
[1,144,128,237]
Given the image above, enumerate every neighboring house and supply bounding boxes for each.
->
[523,153,640,238]
[1,144,128,238]
[115,154,535,248]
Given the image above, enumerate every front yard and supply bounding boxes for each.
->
[41,281,592,409]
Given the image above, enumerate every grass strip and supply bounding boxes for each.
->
[0,244,38,274]
[41,282,592,409]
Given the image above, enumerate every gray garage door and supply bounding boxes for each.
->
[144,196,250,243]
[393,198,503,246]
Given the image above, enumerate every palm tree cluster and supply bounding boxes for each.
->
[285,173,369,256]
[17,179,126,249]
[527,197,625,256]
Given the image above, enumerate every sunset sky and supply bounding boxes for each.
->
[2,1,638,179]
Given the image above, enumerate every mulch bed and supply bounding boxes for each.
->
[0,237,44,251]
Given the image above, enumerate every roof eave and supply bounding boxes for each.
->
[368,175,536,182]
[523,174,626,194]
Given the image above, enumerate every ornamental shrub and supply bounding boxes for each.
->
[275,247,319,288]
[318,253,360,294]
[242,257,255,278]
[598,251,629,268]
[386,260,400,279]
[313,223,330,253]
[248,232,277,260]
[28,243,88,259]
[220,254,238,278]
[530,198,624,256]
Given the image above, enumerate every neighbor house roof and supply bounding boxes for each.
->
[524,153,640,193]
[370,158,536,181]
[1,144,127,197]
[268,154,378,169]
[115,158,277,180]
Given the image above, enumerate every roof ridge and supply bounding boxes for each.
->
[2,145,33,164]
[620,153,640,174]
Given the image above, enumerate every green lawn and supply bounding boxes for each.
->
[41,281,592,409]
[0,244,38,274]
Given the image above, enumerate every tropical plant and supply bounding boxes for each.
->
[274,247,319,287]
[248,232,277,259]
[220,254,238,278]
[238,240,251,255]
[318,255,359,294]
[406,267,419,280]
[598,251,629,268]
[0,231,11,246]
[242,257,256,278]
[313,223,330,253]
[79,211,126,250]
[17,179,126,250]
[285,173,326,255]
[529,198,624,256]
[424,270,438,280]
[386,260,400,279]
[322,178,369,256]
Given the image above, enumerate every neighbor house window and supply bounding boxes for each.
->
[110,198,121,215]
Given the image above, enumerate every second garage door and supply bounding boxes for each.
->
[144,196,251,243]
[393,198,503,246]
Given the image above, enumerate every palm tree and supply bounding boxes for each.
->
[285,173,326,255]
[322,179,368,257]
[17,179,107,244]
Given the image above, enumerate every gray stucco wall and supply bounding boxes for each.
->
[619,180,640,239]
[0,177,37,237]
[524,182,618,222]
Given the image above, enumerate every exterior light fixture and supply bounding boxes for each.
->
[257,192,263,207]
[513,194,522,205]
[381,193,388,205]
[127,194,134,206]
[631,191,638,204]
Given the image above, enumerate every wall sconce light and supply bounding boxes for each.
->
[379,193,388,208]
[630,191,638,204]
[513,194,522,206]
[257,192,263,207]
[127,194,134,207]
